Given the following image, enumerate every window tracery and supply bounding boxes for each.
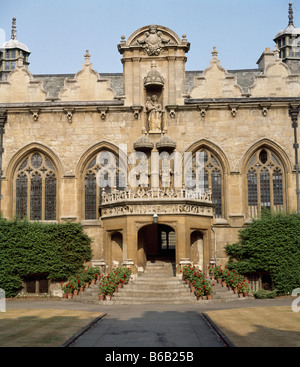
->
[247,148,284,217]
[84,150,126,219]
[15,152,57,220]
[186,149,223,217]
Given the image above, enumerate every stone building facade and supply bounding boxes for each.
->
[0,5,299,281]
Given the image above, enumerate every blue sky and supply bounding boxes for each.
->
[0,0,297,74]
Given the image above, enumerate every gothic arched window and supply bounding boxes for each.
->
[247,148,284,217]
[186,149,223,218]
[84,150,126,219]
[15,152,57,220]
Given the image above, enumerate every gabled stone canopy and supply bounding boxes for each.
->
[189,47,243,99]
[59,50,115,101]
[0,54,47,103]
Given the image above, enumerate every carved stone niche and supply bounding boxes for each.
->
[144,61,164,133]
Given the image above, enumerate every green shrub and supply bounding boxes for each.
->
[226,211,300,295]
[253,289,277,299]
[0,217,92,297]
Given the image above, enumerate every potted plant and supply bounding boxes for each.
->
[213,265,223,284]
[69,275,80,296]
[205,283,213,300]
[61,281,74,299]
[195,287,204,300]
[240,279,250,297]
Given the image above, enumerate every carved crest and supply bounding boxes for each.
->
[137,25,170,55]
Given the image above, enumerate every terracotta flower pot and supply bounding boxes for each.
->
[63,293,68,299]
[67,293,73,299]
[73,290,78,296]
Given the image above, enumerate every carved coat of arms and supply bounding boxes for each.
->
[137,25,170,56]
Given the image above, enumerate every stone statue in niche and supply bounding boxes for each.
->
[137,25,170,56]
[146,95,162,132]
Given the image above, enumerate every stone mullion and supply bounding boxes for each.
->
[26,172,31,220]
[269,167,275,212]
[41,173,46,221]
[257,168,262,215]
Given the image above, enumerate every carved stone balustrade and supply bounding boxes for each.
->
[100,187,214,218]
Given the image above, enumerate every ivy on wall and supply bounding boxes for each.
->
[225,210,300,295]
[0,217,92,297]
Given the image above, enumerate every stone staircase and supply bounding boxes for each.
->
[67,260,246,305]
[110,260,198,304]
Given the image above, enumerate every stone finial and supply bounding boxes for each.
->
[288,2,294,27]
[211,46,218,62]
[84,49,91,65]
[11,17,17,40]
[120,35,126,44]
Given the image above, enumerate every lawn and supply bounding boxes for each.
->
[205,306,300,347]
[0,309,104,347]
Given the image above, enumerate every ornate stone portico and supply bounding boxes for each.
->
[100,187,214,274]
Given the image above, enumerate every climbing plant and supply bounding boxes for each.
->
[0,216,92,297]
[225,210,300,295]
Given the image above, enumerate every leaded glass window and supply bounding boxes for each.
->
[187,149,223,218]
[15,152,57,220]
[247,148,284,217]
[84,150,126,219]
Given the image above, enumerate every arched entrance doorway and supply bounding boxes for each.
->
[138,224,175,264]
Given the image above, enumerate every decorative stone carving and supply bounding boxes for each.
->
[100,187,214,218]
[228,104,239,117]
[197,104,209,118]
[156,133,176,152]
[97,107,108,120]
[101,187,212,203]
[144,61,164,87]
[64,109,74,123]
[146,95,162,132]
[131,106,143,119]
[133,129,154,152]
[30,109,39,121]
[137,25,170,56]
[259,103,271,117]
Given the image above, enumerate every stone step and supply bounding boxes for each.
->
[67,261,249,305]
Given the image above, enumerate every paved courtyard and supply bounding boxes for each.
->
[6,297,293,348]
